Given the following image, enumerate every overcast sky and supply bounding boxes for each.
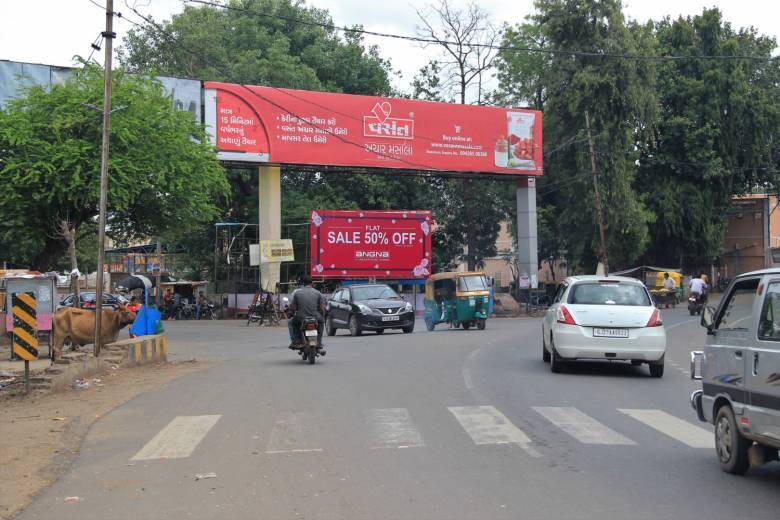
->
[1,0,778,93]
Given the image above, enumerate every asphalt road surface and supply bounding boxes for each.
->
[17,309,780,519]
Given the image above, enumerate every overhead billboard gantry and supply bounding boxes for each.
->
[204,82,543,286]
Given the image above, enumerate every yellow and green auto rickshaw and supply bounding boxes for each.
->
[424,272,490,331]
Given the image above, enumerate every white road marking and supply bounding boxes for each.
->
[618,409,713,448]
[365,408,424,449]
[533,407,636,445]
[265,448,324,454]
[265,412,323,454]
[448,405,539,456]
[664,318,698,331]
[131,415,221,461]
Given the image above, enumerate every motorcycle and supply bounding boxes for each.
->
[177,304,195,320]
[688,292,707,316]
[297,317,324,365]
[199,303,217,320]
[246,303,264,326]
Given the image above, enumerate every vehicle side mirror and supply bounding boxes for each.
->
[690,351,704,380]
[701,305,716,334]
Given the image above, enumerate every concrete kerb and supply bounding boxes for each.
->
[0,334,168,396]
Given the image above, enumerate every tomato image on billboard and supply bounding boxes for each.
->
[310,210,432,279]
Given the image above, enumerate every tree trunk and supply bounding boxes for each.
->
[60,220,81,309]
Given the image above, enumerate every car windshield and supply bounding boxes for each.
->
[569,282,650,306]
[351,285,401,301]
[458,275,487,291]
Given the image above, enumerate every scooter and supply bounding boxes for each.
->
[297,317,324,365]
[688,292,707,316]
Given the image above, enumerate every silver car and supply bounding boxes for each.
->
[691,268,780,474]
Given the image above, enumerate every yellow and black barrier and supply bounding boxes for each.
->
[12,291,38,393]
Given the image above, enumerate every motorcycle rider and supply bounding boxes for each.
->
[290,276,326,351]
[287,281,303,348]
[689,272,708,304]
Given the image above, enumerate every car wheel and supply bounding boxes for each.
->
[550,339,565,373]
[425,317,435,331]
[403,322,415,334]
[326,316,337,337]
[349,315,362,337]
[542,342,550,363]
[649,356,664,378]
[715,405,750,475]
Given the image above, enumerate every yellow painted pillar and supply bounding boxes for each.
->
[259,164,282,291]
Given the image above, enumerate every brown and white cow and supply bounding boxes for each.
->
[52,306,136,361]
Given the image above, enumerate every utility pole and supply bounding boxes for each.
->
[155,238,162,305]
[585,111,609,274]
[93,0,114,357]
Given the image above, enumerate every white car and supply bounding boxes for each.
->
[541,275,666,377]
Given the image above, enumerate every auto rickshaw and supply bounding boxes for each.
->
[424,272,490,331]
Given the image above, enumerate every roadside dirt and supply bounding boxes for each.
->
[0,359,211,520]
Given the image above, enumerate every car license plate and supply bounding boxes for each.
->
[304,329,318,337]
[593,328,629,338]
[381,315,400,321]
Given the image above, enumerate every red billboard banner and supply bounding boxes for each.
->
[204,82,542,175]
[310,210,432,279]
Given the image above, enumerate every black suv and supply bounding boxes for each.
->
[326,284,415,336]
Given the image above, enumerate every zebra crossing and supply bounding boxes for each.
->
[129,405,713,462]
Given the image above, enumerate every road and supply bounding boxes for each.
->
[17,309,780,519]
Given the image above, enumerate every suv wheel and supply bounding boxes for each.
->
[715,405,750,475]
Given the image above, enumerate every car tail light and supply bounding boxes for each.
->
[646,308,663,327]
[556,304,576,325]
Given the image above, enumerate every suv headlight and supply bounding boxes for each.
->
[357,303,372,314]
[405,302,413,312]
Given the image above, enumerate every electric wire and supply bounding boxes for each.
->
[186,0,778,62]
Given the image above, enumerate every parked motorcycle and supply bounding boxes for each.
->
[246,303,264,326]
[177,304,195,320]
[297,317,324,365]
[688,292,707,316]
[200,303,217,320]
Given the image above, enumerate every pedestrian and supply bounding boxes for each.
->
[662,272,676,309]
[127,295,141,313]
[195,291,208,320]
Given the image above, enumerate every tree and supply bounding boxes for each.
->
[118,0,409,278]
[414,0,507,271]
[0,64,228,271]
[636,9,780,269]
[118,0,393,96]
[496,0,657,272]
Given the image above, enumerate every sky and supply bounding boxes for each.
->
[1,0,778,93]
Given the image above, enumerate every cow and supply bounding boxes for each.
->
[52,305,136,362]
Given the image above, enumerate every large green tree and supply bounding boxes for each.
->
[636,9,779,269]
[496,0,657,272]
[0,64,227,271]
[118,0,392,95]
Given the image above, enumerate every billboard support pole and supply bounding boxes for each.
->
[259,164,281,292]
[516,177,539,290]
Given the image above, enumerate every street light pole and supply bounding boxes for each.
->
[93,0,114,357]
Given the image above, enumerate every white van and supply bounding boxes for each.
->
[691,268,780,474]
